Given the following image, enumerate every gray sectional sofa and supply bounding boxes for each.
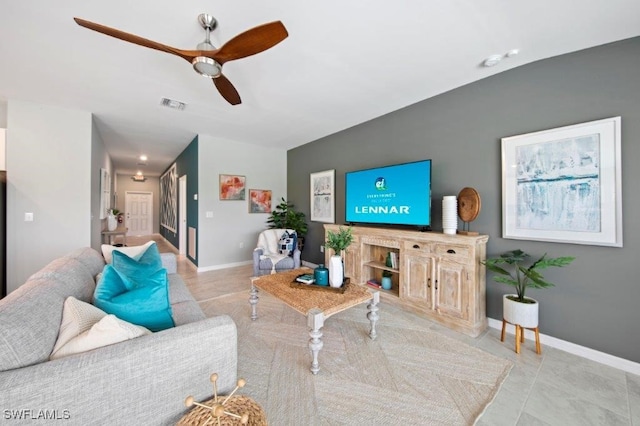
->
[0,247,238,425]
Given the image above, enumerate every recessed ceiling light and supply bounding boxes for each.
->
[139,155,148,161]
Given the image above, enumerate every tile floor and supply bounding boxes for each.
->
[133,234,640,425]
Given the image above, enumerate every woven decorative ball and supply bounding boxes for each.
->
[178,395,267,426]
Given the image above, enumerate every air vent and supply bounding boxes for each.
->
[160,98,187,111]
[137,162,148,166]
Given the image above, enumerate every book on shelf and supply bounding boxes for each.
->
[390,252,398,269]
[366,279,381,289]
[295,274,315,284]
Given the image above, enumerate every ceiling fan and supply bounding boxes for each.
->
[73,14,288,105]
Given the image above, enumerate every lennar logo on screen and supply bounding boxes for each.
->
[354,176,410,214]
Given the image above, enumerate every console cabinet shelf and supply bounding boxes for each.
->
[324,225,488,337]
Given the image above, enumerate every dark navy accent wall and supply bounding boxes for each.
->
[160,136,199,265]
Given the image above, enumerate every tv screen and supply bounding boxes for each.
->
[345,159,432,228]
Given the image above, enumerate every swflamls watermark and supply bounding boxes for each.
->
[3,409,71,420]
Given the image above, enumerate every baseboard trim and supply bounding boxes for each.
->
[197,260,252,273]
[487,318,640,375]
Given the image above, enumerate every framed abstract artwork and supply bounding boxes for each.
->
[219,174,246,200]
[310,169,335,223]
[160,163,177,232]
[249,189,272,213]
[501,116,622,247]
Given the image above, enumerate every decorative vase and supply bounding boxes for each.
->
[381,276,392,290]
[503,294,539,328]
[107,211,118,231]
[314,264,329,286]
[442,195,458,235]
[329,255,344,288]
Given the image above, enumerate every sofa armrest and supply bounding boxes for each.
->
[161,252,177,274]
[0,315,237,425]
[253,248,264,276]
[293,249,301,268]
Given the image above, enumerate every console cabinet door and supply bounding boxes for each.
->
[435,259,469,320]
[402,253,435,309]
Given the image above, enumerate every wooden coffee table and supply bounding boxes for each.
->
[250,268,380,374]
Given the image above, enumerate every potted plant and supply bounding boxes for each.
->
[324,226,354,288]
[266,198,308,250]
[483,249,575,329]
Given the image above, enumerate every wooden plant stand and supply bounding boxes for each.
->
[501,319,541,354]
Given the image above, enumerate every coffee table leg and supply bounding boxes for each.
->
[367,291,380,340]
[307,309,324,375]
[249,282,259,321]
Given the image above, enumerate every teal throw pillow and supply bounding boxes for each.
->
[111,242,163,288]
[94,266,174,332]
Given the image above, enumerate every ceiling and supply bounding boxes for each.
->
[1,1,639,177]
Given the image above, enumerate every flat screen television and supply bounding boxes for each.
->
[345,159,432,229]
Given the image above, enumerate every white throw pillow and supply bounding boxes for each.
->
[101,240,155,264]
[50,297,107,357]
[50,315,151,360]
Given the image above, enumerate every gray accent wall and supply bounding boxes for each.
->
[288,37,640,363]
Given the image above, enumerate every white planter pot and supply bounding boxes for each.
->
[107,213,118,231]
[503,294,539,328]
[329,255,344,288]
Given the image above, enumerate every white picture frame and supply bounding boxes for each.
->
[99,168,110,219]
[501,116,622,247]
[310,169,335,223]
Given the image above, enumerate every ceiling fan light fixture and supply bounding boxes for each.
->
[193,57,221,78]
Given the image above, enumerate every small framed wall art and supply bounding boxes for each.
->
[249,189,272,213]
[501,116,622,247]
[219,174,246,200]
[310,169,335,223]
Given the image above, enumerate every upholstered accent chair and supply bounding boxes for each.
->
[252,229,301,276]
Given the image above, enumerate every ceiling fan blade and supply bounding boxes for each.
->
[212,21,288,64]
[213,75,242,105]
[73,17,195,62]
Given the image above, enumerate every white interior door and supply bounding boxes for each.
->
[179,175,187,255]
[125,191,153,236]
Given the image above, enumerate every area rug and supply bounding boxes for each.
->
[200,291,513,425]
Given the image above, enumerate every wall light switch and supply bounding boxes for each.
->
[205,211,213,218]
[25,212,34,222]
[193,194,198,200]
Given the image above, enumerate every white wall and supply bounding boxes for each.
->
[0,100,7,127]
[197,134,287,269]
[90,117,113,250]
[6,100,93,292]
[0,100,6,170]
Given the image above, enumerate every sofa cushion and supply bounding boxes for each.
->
[50,314,151,360]
[94,265,174,332]
[50,296,107,358]
[0,279,65,371]
[64,247,107,278]
[101,240,156,264]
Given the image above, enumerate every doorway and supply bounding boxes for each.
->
[125,191,153,236]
